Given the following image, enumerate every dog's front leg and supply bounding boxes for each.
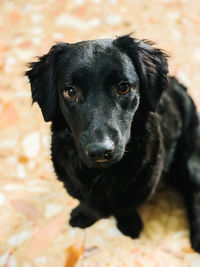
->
[181,130,200,252]
[114,209,143,238]
[186,192,200,252]
[69,203,101,228]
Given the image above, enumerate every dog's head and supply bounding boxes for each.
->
[26,35,168,168]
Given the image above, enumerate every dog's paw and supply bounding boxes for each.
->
[190,234,200,253]
[116,213,143,238]
[69,205,98,228]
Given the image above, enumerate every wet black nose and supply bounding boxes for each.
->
[86,142,115,162]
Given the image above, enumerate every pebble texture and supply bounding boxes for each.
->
[0,0,200,266]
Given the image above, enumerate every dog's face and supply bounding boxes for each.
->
[56,40,140,167]
[26,35,168,168]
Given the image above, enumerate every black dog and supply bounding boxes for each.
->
[26,35,200,252]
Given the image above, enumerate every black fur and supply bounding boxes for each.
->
[26,35,200,252]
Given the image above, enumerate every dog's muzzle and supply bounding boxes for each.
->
[86,139,115,163]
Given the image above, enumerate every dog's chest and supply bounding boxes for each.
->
[67,163,157,211]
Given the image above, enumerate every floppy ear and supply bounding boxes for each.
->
[114,35,168,111]
[26,43,69,122]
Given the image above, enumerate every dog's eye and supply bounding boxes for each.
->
[117,82,130,95]
[63,87,78,99]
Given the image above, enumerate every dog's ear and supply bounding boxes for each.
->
[114,35,168,111]
[26,43,69,122]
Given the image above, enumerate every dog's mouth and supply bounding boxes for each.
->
[85,159,118,168]
[95,159,108,163]
[78,146,125,169]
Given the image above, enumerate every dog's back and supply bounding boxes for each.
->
[157,77,199,173]
[157,77,199,175]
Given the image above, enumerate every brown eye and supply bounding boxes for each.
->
[118,82,130,95]
[63,87,78,99]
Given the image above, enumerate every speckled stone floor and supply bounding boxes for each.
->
[0,0,200,266]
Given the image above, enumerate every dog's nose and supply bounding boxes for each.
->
[86,142,115,162]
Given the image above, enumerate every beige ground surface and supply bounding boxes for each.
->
[0,0,200,266]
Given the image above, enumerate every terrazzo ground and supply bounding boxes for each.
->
[0,0,200,266]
